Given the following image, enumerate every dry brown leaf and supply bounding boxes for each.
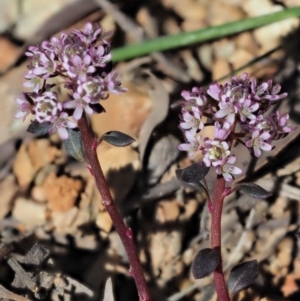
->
[138,71,169,162]
[155,199,180,223]
[0,284,32,301]
[103,278,115,301]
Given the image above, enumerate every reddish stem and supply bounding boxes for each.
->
[211,176,231,301]
[78,115,150,301]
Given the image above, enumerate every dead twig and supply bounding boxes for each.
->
[8,257,38,293]
[0,284,32,301]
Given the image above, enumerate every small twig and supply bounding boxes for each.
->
[7,258,38,293]
[0,284,32,301]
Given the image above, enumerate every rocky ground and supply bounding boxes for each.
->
[1,0,300,300]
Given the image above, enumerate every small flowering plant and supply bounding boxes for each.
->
[176,73,295,300]
[16,22,125,141]
[15,20,295,301]
[16,23,150,301]
[178,73,293,180]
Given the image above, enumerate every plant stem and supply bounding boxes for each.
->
[78,115,150,301]
[211,176,230,301]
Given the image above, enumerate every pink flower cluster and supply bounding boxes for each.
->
[178,73,294,181]
[15,23,126,140]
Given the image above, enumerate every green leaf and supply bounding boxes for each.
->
[27,121,52,136]
[101,131,135,147]
[176,163,210,185]
[236,182,272,199]
[192,248,220,279]
[112,7,300,62]
[176,163,210,199]
[63,129,85,162]
[228,260,259,298]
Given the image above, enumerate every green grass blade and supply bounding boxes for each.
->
[112,6,300,62]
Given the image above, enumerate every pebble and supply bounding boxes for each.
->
[12,197,47,226]
[180,50,204,81]
[155,199,180,223]
[242,0,299,54]
[96,210,113,234]
[235,32,258,55]
[173,3,206,21]
[181,19,206,32]
[0,37,22,73]
[74,233,98,250]
[42,172,83,212]
[228,47,255,73]
[212,38,235,60]
[51,207,78,230]
[34,164,59,186]
[211,57,231,80]
[278,157,300,177]
[148,230,182,282]
[207,4,245,26]
[31,186,47,203]
[197,44,213,71]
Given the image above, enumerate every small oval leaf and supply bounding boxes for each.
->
[176,170,209,196]
[101,131,135,147]
[228,260,259,297]
[63,129,85,162]
[90,103,106,114]
[27,121,52,136]
[236,182,272,199]
[192,248,220,279]
[176,163,210,185]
